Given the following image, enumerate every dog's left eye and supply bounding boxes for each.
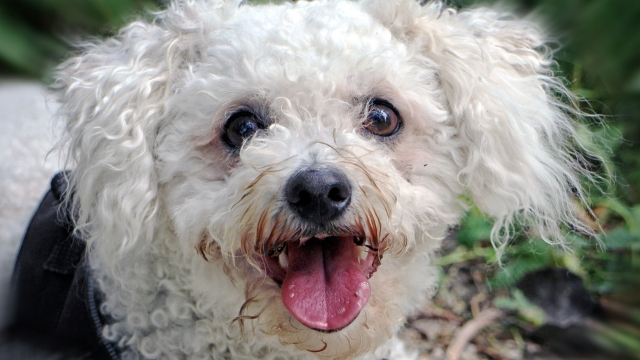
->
[362,100,402,137]
[223,111,264,148]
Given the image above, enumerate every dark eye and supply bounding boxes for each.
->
[362,100,401,137]
[223,111,264,148]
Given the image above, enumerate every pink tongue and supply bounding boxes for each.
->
[281,237,371,331]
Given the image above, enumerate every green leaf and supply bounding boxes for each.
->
[494,290,546,327]
[628,70,640,93]
[0,4,67,77]
[605,229,640,250]
[457,208,493,246]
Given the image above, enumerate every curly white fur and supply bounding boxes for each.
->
[22,0,599,358]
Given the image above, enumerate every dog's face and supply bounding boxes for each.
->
[156,2,456,354]
[56,0,593,358]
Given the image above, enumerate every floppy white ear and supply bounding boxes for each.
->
[54,21,168,265]
[54,0,240,266]
[363,0,598,248]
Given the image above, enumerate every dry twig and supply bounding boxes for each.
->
[446,308,503,360]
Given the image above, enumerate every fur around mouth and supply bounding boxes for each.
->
[256,235,382,332]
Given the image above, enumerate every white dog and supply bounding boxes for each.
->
[3,0,598,359]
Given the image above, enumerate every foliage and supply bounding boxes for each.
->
[494,290,546,328]
[0,0,160,78]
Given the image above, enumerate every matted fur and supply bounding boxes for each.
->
[47,0,599,358]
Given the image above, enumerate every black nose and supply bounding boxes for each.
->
[284,166,352,226]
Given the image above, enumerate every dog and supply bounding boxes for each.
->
[2,0,599,359]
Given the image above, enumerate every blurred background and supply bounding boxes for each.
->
[0,0,638,359]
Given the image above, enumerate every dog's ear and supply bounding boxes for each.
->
[54,1,240,266]
[54,21,169,265]
[363,0,599,248]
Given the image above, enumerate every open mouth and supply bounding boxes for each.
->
[257,235,382,332]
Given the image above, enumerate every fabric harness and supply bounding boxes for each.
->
[7,172,118,359]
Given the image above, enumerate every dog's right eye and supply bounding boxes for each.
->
[222,111,264,148]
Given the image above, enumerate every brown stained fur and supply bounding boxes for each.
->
[196,236,242,285]
[196,235,222,262]
[307,341,328,353]
[232,277,281,336]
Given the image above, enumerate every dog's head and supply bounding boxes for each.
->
[55,0,596,357]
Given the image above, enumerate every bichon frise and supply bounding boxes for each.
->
[4,0,599,359]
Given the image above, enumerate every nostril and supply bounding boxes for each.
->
[328,186,347,202]
[296,190,312,206]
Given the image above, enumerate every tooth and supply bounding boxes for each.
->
[359,246,368,262]
[278,251,288,270]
